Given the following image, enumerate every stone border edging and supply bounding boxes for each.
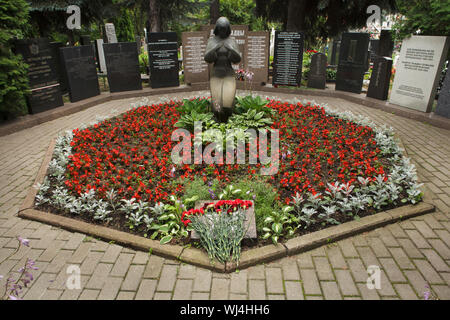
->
[18,122,436,273]
[2,82,450,138]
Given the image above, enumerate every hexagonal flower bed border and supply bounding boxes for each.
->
[18,96,435,273]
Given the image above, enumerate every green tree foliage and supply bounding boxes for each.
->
[392,0,450,41]
[0,0,30,118]
[113,7,135,41]
[219,0,255,25]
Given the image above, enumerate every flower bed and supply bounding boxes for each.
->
[34,95,423,262]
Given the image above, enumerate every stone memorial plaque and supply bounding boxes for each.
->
[435,71,450,118]
[191,200,257,240]
[182,31,209,84]
[50,42,68,94]
[307,52,327,89]
[379,30,394,58]
[103,42,142,92]
[367,57,393,100]
[104,23,118,43]
[244,31,269,84]
[148,32,179,88]
[390,35,449,112]
[201,24,248,71]
[60,45,100,102]
[273,31,304,87]
[14,38,63,113]
[95,39,107,73]
[336,33,370,94]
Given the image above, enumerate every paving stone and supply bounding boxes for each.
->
[281,258,300,280]
[428,239,450,260]
[135,279,157,300]
[22,272,56,300]
[45,250,74,274]
[40,289,63,300]
[305,295,323,300]
[173,279,193,300]
[379,258,406,283]
[85,263,112,290]
[247,264,265,279]
[178,263,197,279]
[143,255,164,279]
[156,264,178,292]
[63,233,86,250]
[357,283,380,300]
[268,294,285,300]
[321,281,343,300]
[327,246,347,269]
[210,278,230,300]
[421,249,450,272]
[132,251,149,265]
[230,270,248,294]
[347,258,369,283]
[192,268,212,292]
[101,244,123,263]
[413,259,445,284]
[389,247,415,270]
[191,292,209,300]
[297,253,314,269]
[121,265,145,291]
[412,221,438,239]
[284,281,304,300]
[300,269,321,295]
[368,237,391,257]
[313,256,334,281]
[110,253,134,277]
[229,293,247,300]
[405,230,431,249]
[334,270,358,296]
[397,238,424,259]
[97,277,123,300]
[69,242,92,264]
[116,291,135,300]
[78,289,100,300]
[338,239,359,257]
[431,284,450,300]
[356,246,379,268]
[404,270,429,298]
[248,279,266,300]
[393,284,419,300]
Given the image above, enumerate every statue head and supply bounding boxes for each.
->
[214,17,231,39]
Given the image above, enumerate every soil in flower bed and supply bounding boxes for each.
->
[35,97,413,249]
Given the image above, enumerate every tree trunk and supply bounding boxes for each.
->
[286,0,307,32]
[210,0,220,25]
[148,0,161,32]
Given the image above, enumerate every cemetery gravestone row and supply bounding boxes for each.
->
[307,52,327,89]
[181,32,209,84]
[244,31,270,85]
[60,45,100,103]
[148,32,180,89]
[272,31,304,87]
[14,38,63,114]
[367,56,393,101]
[103,42,142,93]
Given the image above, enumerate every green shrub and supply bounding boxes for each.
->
[0,0,30,119]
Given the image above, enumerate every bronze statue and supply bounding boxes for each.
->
[204,17,241,122]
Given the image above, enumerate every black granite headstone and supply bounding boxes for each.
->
[336,33,370,94]
[307,53,327,89]
[330,40,341,66]
[369,40,380,61]
[435,71,450,118]
[273,31,304,87]
[148,32,180,88]
[50,42,68,94]
[80,35,91,46]
[60,45,100,102]
[378,30,394,58]
[14,38,63,114]
[367,57,393,101]
[103,42,142,92]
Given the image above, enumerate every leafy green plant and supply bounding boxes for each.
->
[174,111,214,132]
[262,206,297,244]
[228,109,273,130]
[177,98,210,115]
[235,95,274,116]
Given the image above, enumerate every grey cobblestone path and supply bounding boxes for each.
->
[0,91,449,300]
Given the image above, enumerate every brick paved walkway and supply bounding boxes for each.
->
[0,91,449,300]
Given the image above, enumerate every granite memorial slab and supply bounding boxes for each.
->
[60,45,100,102]
[335,32,370,94]
[330,40,341,66]
[379,29,394,58]
[50,42,68,94]
[370,40,380,61]
[367,56,393,100]
[435,70,450,118]
[272,31,304,87]
[103,42,142,92]
[104,23,118,43]
[244,31,269,84]
[14,38,63,113]
[148,32,180,88]
[307,52,327,89]
[181,31,209,84]
[390,35,449,112]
